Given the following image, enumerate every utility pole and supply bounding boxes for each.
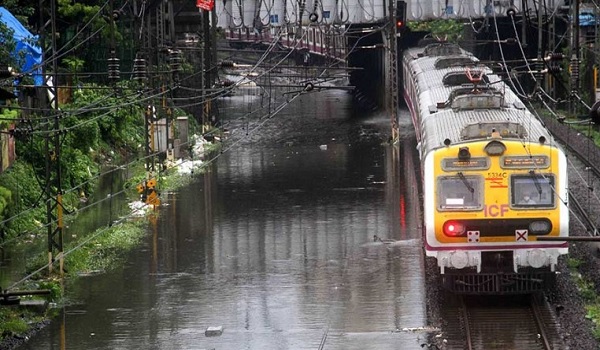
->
[202,8,212,133]
[547,1,556,101]
[38,0,64,275]
[536,0,544,92]
[132,0,159,207]
[570,0,580,114]
[593,2,600,104]
[387,0,401,143]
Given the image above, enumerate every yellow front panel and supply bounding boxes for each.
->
[432,140,562,244]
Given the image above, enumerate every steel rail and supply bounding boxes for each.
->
[460,296,473,350]
[530,293,553,350]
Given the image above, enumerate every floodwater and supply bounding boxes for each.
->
[18,85,429,349]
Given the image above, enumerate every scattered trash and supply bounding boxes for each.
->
[205,326,224,337]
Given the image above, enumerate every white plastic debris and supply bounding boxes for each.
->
[205,326,223,337]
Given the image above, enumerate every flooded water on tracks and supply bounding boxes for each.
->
[18,87,430,349]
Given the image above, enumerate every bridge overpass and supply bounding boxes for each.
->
[216,0,565,28]
[216,0,567,133]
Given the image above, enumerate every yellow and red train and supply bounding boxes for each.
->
[402,42,569,294]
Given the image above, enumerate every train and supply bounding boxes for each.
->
[402,41,569,294]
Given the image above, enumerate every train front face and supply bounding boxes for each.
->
[423,137,568,294]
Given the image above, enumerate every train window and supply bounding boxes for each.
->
[511,174,555,208]
[437,175,483,211]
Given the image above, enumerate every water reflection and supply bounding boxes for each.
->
[20,90,428,349]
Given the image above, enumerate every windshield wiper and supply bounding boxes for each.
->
[457,172,475,194]
[529,170,542,198]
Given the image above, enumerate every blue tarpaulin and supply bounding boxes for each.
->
[0,7,42,86]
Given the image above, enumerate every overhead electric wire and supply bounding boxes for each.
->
[491,5,531,99]
[171,28,308,109]
[1,2,364,290]
[2,78,310,285]
[1,1,110,83]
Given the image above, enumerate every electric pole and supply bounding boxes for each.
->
[387,0,402,143]
[38,0,64,275]
[570,0,580,114]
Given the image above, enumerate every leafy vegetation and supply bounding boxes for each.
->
[65,220,146,273]
[0,13,17,68]
[407,19,464,42]
[0,309,31,337]
[568,260,600,339]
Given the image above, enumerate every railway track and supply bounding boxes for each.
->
[432,116,593,350]
[543,117,600,236]
[440,293,564,349]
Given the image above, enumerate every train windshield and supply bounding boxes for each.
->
[437,174,482,210]
[511,174,555,208]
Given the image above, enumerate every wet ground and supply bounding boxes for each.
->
[16,86,431,349]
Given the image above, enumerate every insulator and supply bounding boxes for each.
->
[112,9,123,21]
[220,60,235,68]
[169,50,183,73]
[536,61,545,81]
[133,58,147,81]
[570,58,579,76]
[107,56,120,81]
[544,52,565,62]
[548,63,561,74]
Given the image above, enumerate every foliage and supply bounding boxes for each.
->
[63,83,146,153]
[36,279,63,302]
[0,185,12,216]
[567,257,582,269]
[57,0,112,37]
[569,260,600,340]
[0,311,28,338]
[0,1,35,25]
[0,107,18,131]
[0,302,47,342]
[24,219,146,278]
[63,220,145,274]
[0,161,45,237]
[586,304,600,339]
[0,14,17,68]
[0,5,39,83]
[60,147,97,199]
[63,57,85,85]
[407,19,464,42]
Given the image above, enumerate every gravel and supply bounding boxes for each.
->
[543,114,600,350]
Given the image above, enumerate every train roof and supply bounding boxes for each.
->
[421,108,553,152]
[406,45,523,110]
[404,43,557,155]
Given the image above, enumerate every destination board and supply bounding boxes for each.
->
[442,157,489,171]
[502,156,549,168]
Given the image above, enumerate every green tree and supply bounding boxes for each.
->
[0,14,17,68]
[0,0,35,25]
[408,19,464,42]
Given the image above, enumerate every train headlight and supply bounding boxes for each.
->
[529,220,552,234]
[443,221,466,237]
[484,140,506,156]
[528,249,548,268]
[458,147,471,160]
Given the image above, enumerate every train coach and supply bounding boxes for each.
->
[402,42,569,294]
